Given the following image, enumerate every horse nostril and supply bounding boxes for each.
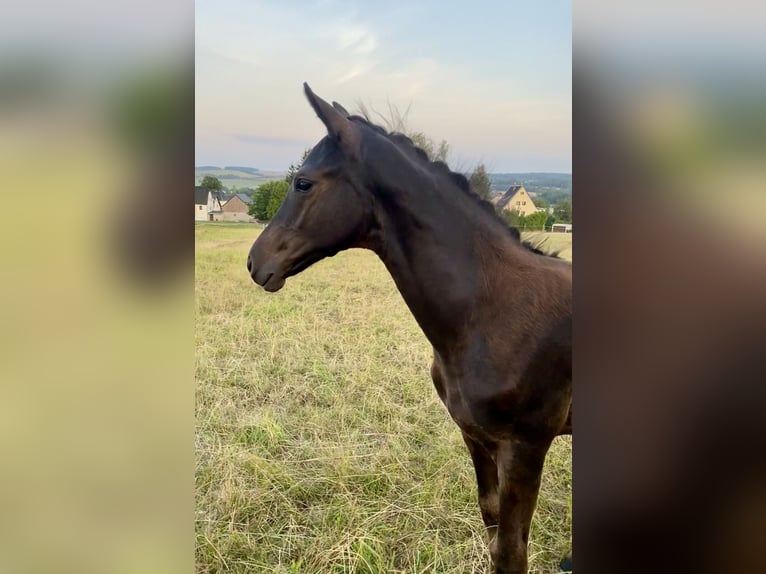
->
[247,255,252,273]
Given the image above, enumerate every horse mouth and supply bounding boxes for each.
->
[251,251,325,292]
[251,267,286,292]
[261,272,286,292]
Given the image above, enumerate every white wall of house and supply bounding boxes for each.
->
[222,212,254,222]
[195,191,224,221]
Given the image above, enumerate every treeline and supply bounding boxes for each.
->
[211,174,262,180]
[530,188,572,206]
[223,166,261,174]
[489,172,572,192]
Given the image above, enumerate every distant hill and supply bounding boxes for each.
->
[195,166,286,191]
[223,166,261,175]
[489,173,571,205]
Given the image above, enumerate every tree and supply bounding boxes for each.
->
[409,131,449,162]
[248,186,270,220]
[469,163,493,201]
[249,180,287,220]
[545,214,557,229]
[499,209,549,231]
[200,175,223,192]
[266,181,289,219]
[500,209,523,228]
[518,211,548,231]
[285,149,311,185]
[356,101,450,162]
[553,198,572,223]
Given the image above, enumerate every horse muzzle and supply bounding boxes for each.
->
[247,253,287,292]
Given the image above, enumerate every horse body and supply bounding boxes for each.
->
[424,244,571,574]
[248,84,571,574]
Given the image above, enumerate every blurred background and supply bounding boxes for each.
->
[574,1,766,572]
[576,1,766,240]
[0,1,193,573]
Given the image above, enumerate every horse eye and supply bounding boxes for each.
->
[295,178,313,192]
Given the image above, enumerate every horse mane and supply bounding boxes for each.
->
[347,114,559,259]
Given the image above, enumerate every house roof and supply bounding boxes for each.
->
[195,186,224,205]
[221,193,252,210]
[495,185,529,210]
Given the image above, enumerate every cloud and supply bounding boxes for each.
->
[196,1,571,172]
[336,25,377,55]
[335,63,374,85]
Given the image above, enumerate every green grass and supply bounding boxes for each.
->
[196,223,571,573]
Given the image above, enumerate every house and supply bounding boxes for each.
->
[494,185,538,216]
[195,186,224,221]
[220,193,255,222]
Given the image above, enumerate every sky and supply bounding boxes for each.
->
[196,0,571,173]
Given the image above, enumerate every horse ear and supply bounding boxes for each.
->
[332,101,350,117]
[303,83,360,158]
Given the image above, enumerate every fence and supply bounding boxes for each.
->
[516,224,573,233]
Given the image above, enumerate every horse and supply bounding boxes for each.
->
[247,83,572,574]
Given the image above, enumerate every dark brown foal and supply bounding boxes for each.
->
[248,84,572,573]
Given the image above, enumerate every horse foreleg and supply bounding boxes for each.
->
[493,437,551,574]
[462,431,500,553]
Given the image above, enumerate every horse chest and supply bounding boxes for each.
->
[430,359,494,434]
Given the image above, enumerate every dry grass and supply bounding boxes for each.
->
[521,232,572,261]
[196,223,571,573]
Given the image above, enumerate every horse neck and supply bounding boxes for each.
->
[363,157,521,351]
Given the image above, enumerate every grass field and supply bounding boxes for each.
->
[196,223,572,573]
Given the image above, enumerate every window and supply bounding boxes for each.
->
[517,201,521,205]
[198,205,203,210]
[523,201,526,205]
